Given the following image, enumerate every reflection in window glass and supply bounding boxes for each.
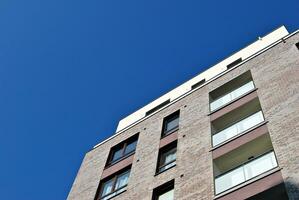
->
[158,144,177,173]
[100,169,131,200]
[124,140,137,155]
[158,189,174,200]
[161,148,176,166]
[111,148,123,162]
[101,179,114,197]
[165,117,179,133]
[152,180,174,200]
[115,171,130,190]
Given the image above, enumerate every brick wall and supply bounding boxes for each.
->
[67,33,299,200]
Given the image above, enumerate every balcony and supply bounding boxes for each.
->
[211,97,263,144]
[212,111,264,147]
[215,151,278,195]
[213,132,277,195]
[210,81,255,112]
[209,71,255,113]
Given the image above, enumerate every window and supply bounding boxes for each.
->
[161,111,180,137]
[146,99,170,116]
[106,134,139,166]
[157,142,177,174]
[296,42,299,50]
[157,189,174,200]
[191,79,206,90]
[152,180,175,200]
[97,169,130,200]
[227,58,242,69]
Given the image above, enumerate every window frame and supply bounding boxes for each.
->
[106,134,139,167]
[97,168,131,200]
[152,179,175,200]
[161,110,180,138]
[156,141,177,174]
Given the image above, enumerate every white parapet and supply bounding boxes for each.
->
[116,26,289,132]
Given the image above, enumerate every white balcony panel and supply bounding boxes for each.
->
[210,81,255,112]
[212,111,264,146]
[244,152,277,180]
[215,151,278,194]
[215,167,245,195]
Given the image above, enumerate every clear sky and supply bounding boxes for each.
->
[0,0,298,199]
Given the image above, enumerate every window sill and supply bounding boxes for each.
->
[100,188,127,200]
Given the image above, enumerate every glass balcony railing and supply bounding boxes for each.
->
[210,81,255,112]
[215,151,278,195]
[212,111,264,147]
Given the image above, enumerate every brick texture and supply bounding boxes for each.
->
[67,33,299,200]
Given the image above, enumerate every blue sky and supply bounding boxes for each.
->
[0,0,298,199]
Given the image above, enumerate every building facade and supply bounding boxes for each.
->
[67,26,299,200]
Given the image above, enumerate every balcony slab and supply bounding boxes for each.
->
[210,90,258,122]
[212,123,268,159]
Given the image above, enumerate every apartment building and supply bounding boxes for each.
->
[67,26,299,200]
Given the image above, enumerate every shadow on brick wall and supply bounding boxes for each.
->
[284,179,299,200]
[248,180,299,200]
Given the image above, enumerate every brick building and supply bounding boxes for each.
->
[67,26,299,200]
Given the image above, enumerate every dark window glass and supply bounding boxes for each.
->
[98,169,130,200]
[227,58,242,69]
[157,142,177,173]
[191,79,206,90]
[146,99,170,116]
[124,140,137,155]
[162,111,180,137]
[107,134,139,166]
[165,117,179,133]
[111,148,123,162]
[296,42,299,50]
